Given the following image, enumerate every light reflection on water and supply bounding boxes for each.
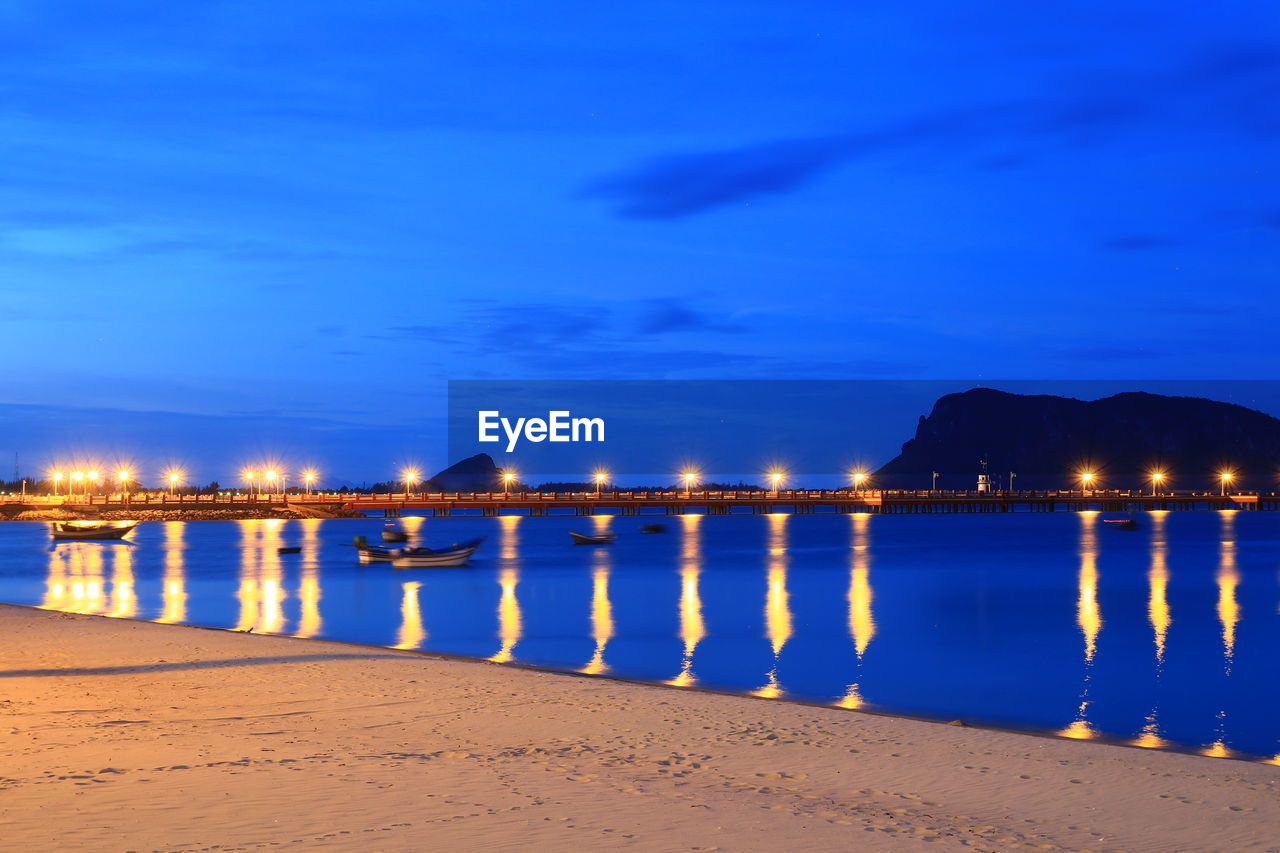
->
[7,510,1280,761]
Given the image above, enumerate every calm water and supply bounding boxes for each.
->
[3,511,1278,762]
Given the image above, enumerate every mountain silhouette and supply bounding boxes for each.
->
[876,388,1280,488]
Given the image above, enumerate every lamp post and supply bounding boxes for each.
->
[87,470,99,497]
[502,471,515,495]
[683,471,696,496]
[403,470,419,498]
[304,471,316,495]
[1151,471,1165,496]
[770,470,783,496]
[71,471,84,498]
[52,472,63,497]
[264,470,278,497]
[594,471,607,497]
[116,470,130,497]
[931,471,938,492]
[1009,472,1016,492]
[168,471,180,496]
[1220,471,1233,496]
[852,470,866,494]
[1080,471,1094,493]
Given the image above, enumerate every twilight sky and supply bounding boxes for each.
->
[1,1,1277,482]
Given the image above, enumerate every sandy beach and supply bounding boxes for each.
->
[2,604,1276,852]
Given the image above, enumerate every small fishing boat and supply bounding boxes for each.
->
[570,531,616,545]
[640,523,667,534]
[381,525,410,543]
[390,538,484,569]
[1102,518,1139,531]
[277,546,302,555]
[353,544,397,563]
[51,520,138,541]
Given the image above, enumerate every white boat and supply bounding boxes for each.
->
[355,544,397,563]
[390,538,484,569]
[51,520,138,541]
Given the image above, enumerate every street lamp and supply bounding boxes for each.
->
[71,471,84,497]
[1080,471,1095,491]
[502,471,516,495]
[303,471,316,495]
[116,470,130,495]
[167,471,181,496]
[769,470,783,494]
[852,470,866,494]
[683,470,696,496]
[243,470,256,495]
[594,470,607,497]
[1220,470,1234,496]
[402,469,419,498]
[87,470,99,496]
[52,471,63,497]
[931,471,939,492]
[1151,471,1165,496]
[264,470,279,495]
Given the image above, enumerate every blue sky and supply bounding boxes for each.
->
[1,1,1277,483]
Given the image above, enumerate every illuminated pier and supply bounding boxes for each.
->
[5,488,1269,516]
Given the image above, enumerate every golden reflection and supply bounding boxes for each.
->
[236,520,288,634]
[839,513,875,709]
[1058,513,1099,739]
[1135,511,1170,748]
[58,545,107,615]
[754,513,791,699]
[668,514,705,687]
[41,544,69,610]
[106,546,136,619]
[1147,512,1170,666]
[581,548,614,675]
[294,520,322,638]
[394,581,426,649]
[1077,512,1101,663]
[1216,511,1239,667]
[1205,512,1240,758]
[489,515,522,662]
[157,522,187,624]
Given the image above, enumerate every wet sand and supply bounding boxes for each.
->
[2,604,1276,852]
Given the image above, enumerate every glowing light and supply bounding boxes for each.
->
[1220,471,1234,482]
[71,471,84,482]
[851,470,867,490]
[1152,471,1165,482]
[87,469,99,482]
[403,469,419,483]
[264,470,278,482]
[116,470,130,483]
[594,470,607,483]
[769,470,784,490]
[52,472,63,482]
[503,471,515,482]
[1080,471,1095,486]
[303,471,316,483]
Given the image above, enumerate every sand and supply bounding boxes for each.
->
[2,604,1276,852]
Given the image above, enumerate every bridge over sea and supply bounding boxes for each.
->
[2,489,1273,517]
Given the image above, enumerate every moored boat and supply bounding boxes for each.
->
[390,538,484,569]
[1102,518,1139,531]
[51,520,138,541]
[381,525,410,543]
[570,531,616,545]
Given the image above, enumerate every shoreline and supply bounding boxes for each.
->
[4,603,1277,851]
[22,601,1273,769]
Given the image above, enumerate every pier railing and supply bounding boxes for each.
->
[3,489,1275,515]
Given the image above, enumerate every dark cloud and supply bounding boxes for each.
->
[1099,235,1180,252]
[584,40,1280,219]
[638,299,746,335]
[582,112,990,219]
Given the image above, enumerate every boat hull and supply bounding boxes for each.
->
[51,522,138,541]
